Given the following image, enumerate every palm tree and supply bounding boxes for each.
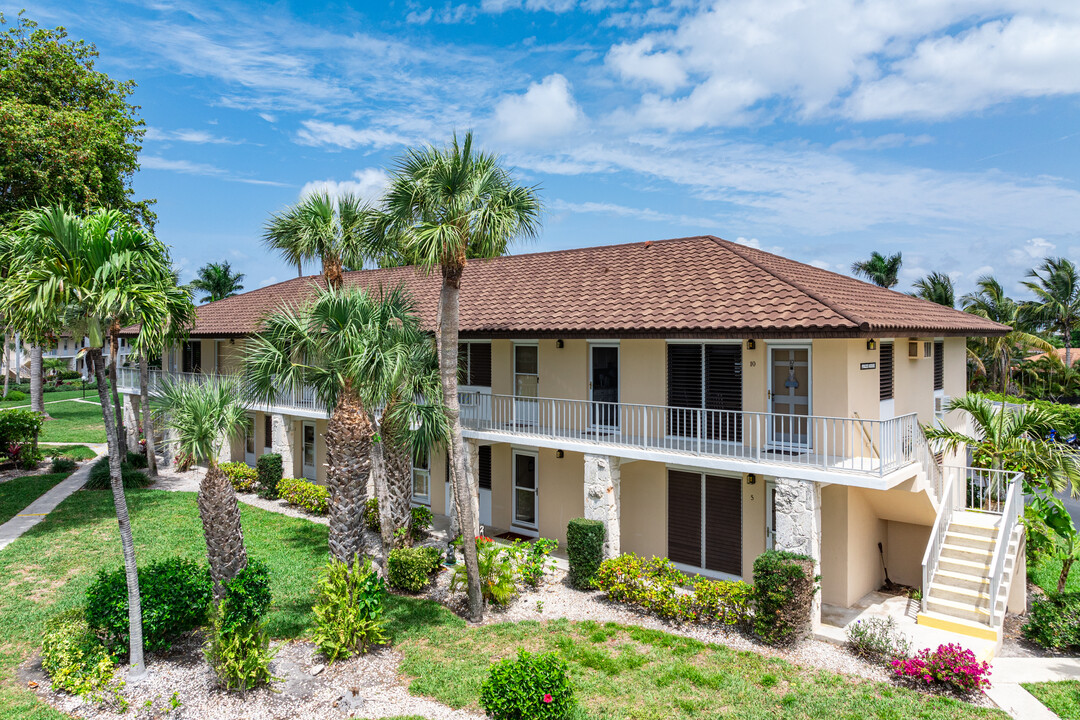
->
[152,374,250,600]
[962,275,1052,395]
[263,192,368,288]
[851,251,902,288]
[189,261,246,303]
[242,285,429,565]
[1023,257,1080,367]
[1,206,183,678]
[911,271,955,308]
[925,394,1080,496]
[376,132,542,621]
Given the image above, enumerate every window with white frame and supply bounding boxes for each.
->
[412,447,430,504]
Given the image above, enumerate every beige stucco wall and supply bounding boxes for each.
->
[820,484,850,606]
[742,342,767,414]
[809,338,881,421]
[430,446,448,515]
[620,460,667,558]
[943,337,966,398]
[540,340,587,401]
[536,448,585,544]
[820,485,888,607]
[741,474,766,578]
[620,340,666,407]
[214,338,245,374]
[885,520,932,589]
[892,339,936,423]
[491,340,513,396]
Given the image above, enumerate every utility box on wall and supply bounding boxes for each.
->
[908,339,932,360]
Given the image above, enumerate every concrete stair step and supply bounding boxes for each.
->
[934,568,990,592]
[940,543,994,563]
[929,582,990,607]
[948,519,1000,539]
[943,529,998,549]
[938,555,992,575]
[926,596,992,624]
[917,610,1002,643]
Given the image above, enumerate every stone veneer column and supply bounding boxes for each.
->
[583,454,621,559]
[270,414,295,478]
[122,394,139,442]
[772,477,822,625]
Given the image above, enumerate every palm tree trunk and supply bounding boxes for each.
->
[1066,331,1072,369]
[439,266,483,621]
[383,432,413,546]
[3,329,9,397]
[140,355,158,477]
[370,432,391,571]
[199,460,248,602]
[30,344,46,415]
[323,254,344,291]
[89,347,146,677]
[109,327,127,456]
[324,382,373,564]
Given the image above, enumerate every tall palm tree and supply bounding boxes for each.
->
[962,275,1052,395]
[1,206,181,678]
[189,261,246,303]
[925,394,1080,496]
[263,192,368,289]
[851,251,902,288]
[376,132,542,621]
[1023,257,1080,367]
[152,374,249,601]
[910,271,955,308]
[242,285,433,565]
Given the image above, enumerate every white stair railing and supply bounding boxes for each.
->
[987,472,1023,625]
[920,472,957,614]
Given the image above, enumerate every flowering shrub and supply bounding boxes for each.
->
[479,649,575,720]
[510,537,559,587]
[891,644,991,693]
[220,462,258,492]
[594,553,751,625]
[277,478,329,515]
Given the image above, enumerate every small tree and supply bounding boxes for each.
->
[851,251,902,288]
[1027,492,1080,593]
[152,374,249,602]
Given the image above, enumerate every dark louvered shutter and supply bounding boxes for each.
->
[704,475,742,575]
[470,343,492,387]
[879,343,894,400]
[478,445,492,490]
[667,345,702,437]
[933,341,944,391]
[705,345,742,441]
[667,470,702,566]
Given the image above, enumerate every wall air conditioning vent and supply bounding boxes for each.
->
[908,339,931,360]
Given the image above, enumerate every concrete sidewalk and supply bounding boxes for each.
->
[0,455,101,551]
[987,657,1080,719]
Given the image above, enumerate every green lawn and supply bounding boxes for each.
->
[1023,681,1080,719]
[36,400,106,444]
[39,445,97,461]
[0,488,1007,720]
[0,473,69,526]
[0,389,95,409]
[1030,554,1080,595]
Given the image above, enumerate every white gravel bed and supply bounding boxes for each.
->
[150,463,329,525]
[26,634,481,720]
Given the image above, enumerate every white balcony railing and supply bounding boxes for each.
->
[118,369,929,480]
[461,391,922,478]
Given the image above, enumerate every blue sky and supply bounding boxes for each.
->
[19,0,1080,298]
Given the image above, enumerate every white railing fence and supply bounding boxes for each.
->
[987,473,1023,625]
[116,367,326,415]
[920,473,957,614]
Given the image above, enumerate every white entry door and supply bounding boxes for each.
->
[768,346,812,448]
[244,415,256,466]
[511,450,538,536]
[302,422,317,481]
[513,344,539,427]
[590,344,620,430]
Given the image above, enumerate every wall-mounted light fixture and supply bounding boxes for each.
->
[746,339,756,350]
[746,473,757,485]
[866,339,877,351]
[556,339,564,349]
[555,449,564,459]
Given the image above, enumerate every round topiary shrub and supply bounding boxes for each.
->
[4,390,26,402]
[480,649,575,720]
[751,549,818,645]
[566,518,605,589]
[387,546,443,593]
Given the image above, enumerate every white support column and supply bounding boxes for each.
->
[122,394,139,442]
[270,413,295,478]
[584,454,621,559]
[773,477,822,626]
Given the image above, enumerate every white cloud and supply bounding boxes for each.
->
[259,276,280,288]
[829,133,934,152]
[606,38,687,93]
[734,236,783,255]
[549,198,718,228]
[295,120,409,150]
[300,168,390,204]
[144,127,241,144]
[140,156,288,186]
[1009,236,1056,265]
[491,74,584,145]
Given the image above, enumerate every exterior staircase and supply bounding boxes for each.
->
[918,508,1024,645]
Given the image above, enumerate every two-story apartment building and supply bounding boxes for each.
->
[117,235,1023,643]
[3,333,131,381]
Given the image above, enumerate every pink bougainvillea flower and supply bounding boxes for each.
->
[543,694,553,704]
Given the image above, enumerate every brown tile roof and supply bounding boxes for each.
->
[129,236,1008,339]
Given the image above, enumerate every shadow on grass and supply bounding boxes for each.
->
[386,593,464,643]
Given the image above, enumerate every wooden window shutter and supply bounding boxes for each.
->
[667,470,702,567]
[933,341,944,391]
[879,343,894,401]
[478,445,492,490]
[704,475,742,575]
[667,344,703,437]
[470,343,492,387]
[704,345,742,442]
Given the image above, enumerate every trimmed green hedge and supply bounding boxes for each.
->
[752,550,818,645]
[277,477,329,515]
[566,518,605,589]
[85,456,151,490]
[387,546,443,593]
[256,453,283,499]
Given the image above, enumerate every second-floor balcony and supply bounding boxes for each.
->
[117,368,933,487]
